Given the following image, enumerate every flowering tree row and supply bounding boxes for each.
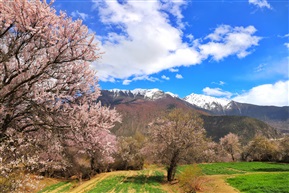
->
[0,0,120,191]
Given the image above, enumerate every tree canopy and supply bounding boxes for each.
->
[147,108,206,181]
[0,0,120,191]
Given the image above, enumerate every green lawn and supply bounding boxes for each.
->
[179,162,289,175]
[87,170,166,193]
[38,181,71,193]
[227,172,289,193]
[178,162,289,193]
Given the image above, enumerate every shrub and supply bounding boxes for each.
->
[177,164,209,193]
[280,136,289,162]
[243,136,280,161]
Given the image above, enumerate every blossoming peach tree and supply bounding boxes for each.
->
[146,109,206,182]
[0,0,120,191]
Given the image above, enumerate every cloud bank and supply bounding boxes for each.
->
[233,80,289,107]
[91,0,261,83]
[202,80,289,107]
[203,87,233,98]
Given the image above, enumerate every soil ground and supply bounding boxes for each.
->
[198,175,240,193]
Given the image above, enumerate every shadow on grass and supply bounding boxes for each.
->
[123,174,165,185]
[253,168,289,172]
[252,163,289,172]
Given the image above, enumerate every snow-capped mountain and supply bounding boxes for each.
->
[183,93,233,111]
[109,88,232,110]
[109,88,178,100]
[99,88,289,132]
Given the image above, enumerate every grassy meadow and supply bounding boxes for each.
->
[227,172,289,193]
[198,161,289,174]
[37,162,289,193]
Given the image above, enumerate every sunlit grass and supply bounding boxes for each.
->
[86,171,165,193]
[178,162,289,175]
[227,172,289,193]
[38,181,70,193]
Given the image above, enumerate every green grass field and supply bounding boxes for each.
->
[37,169,166,193]
[178,162,289,193]
[87,170,165,193]
[38,162,289,193]
[227,172,289,193]
[200,162,289,175]
[178,162,289,175]
[38,181,72,193]
[178,162,289,174]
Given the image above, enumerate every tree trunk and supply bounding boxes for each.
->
[231,153,235,161]
[167,151,179,182]
[167,165,177,182]
[90,157,95,177]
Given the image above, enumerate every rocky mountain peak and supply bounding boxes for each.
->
[184,93,232,111]
[109,88,178,100]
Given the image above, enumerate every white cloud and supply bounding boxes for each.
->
[91,1,261,82]
[176,74,183,79]
[278,34,289,50]
[160,0,186,29]
[122,79,132,85]
[92,0,201,81]
[186,34,194,41]
[254,63,267,72]
[233,80,289,107]
[71,10,89,21]
[249,0,272,9]
[199,25,261,61]
[219,81,225,86]
[203,87,232,98]
[161,75,170,80]
[169,68,179,72]
[122,75,159,85]
[212,81,226,86]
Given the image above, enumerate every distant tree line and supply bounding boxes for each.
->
[126,109,289,181]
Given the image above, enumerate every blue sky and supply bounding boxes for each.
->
[53,0,288,106]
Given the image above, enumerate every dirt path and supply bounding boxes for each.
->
[198,175,240,193]
[68,171,119,193]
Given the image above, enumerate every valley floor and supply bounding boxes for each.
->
[36,162,289,193]
[37,170,239,193]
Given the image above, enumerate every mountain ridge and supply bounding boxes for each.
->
[100,88,289,132]
[107,88,289,108]
[97,89,282,142]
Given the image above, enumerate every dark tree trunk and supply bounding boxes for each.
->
[167,151,179,182]
[1,114,11,139]
[231,153,235,161]
[90,157,96,177]
[167,165,177,182]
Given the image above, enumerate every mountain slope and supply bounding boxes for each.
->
[98,89,281,142]
[202,115,281,143]
[98,89,205,136]
[184,93,289,132]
